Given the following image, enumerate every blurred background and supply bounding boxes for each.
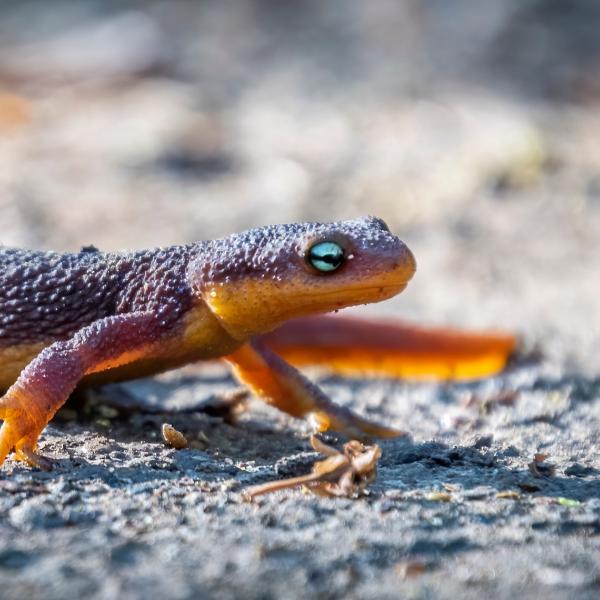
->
[1,0,599,370]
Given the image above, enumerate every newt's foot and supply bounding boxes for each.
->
[15,446,54,471]
[309,406,408,441]
[0,421,52,471]
[0,395,49,470]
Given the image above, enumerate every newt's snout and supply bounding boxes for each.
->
[323,218,416,308]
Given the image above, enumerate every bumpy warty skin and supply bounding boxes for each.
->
[0,216,415,348]
[189,216,406,287]
[0,245,195,347]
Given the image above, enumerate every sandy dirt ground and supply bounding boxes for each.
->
[0,2,599,599]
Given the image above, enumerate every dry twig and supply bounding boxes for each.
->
[244,436,381,499]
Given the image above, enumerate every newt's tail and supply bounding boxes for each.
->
[259,315,517,381]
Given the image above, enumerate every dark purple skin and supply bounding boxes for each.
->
[0,245,195,347]
[1,216,407,349]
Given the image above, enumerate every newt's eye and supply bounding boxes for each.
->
[307,241,345,273]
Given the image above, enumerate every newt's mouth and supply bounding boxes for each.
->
[294,283,408,303]
[278,282,409,319]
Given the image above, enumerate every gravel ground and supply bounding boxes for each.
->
[0,2,599,599]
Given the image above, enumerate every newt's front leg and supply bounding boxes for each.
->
[0,312,160,468]
[225,339,405,439]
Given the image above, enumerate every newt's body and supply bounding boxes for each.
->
[0,217,514,469]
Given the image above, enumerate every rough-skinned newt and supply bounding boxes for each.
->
[0,216,515,469]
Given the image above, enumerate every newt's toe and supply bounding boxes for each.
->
[0,420,20,466]
[310,408,408,441]
[0,420,41,467]
[0,393,48,469]
[15,446,53,471]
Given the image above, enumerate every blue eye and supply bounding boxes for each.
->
[308,241,345,273]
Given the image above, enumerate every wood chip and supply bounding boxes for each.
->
[161,423,188,449]
[427,492,453,502]
[528,456,556,478]
[396,559,430,579]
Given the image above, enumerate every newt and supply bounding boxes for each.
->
[0,216,515,469]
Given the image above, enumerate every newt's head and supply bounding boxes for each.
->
[191,217,416,339]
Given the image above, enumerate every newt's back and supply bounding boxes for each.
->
[0,245,194,348]
[0,247,120,347]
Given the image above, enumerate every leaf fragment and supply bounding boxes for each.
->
[557,497,581,507]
